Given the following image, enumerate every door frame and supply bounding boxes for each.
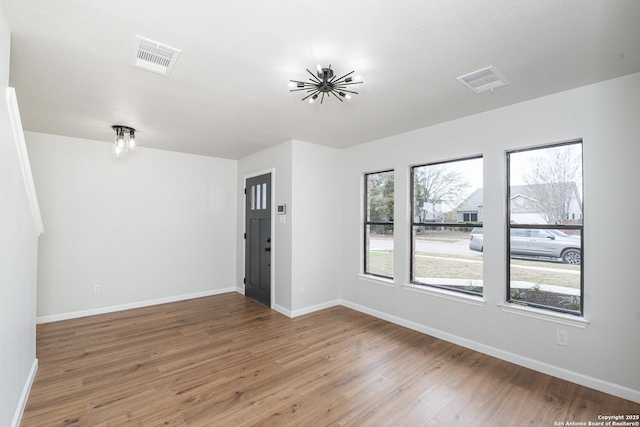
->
[243,168,276,308]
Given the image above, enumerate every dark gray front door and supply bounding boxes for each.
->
[245,173,271,306]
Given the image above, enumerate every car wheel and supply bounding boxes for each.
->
[561,249,581,265]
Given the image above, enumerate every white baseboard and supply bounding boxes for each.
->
[11,358,38,427]
[273,300,340,318]
[340,300,640,404]
[273,304,292,318]
[291,300,340,318]
[36,288,236,324]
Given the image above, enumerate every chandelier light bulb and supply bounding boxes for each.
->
[128,129,136,151]
[114,141,124,157]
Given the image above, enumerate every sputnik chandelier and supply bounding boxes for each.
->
[289,64,362,103]
[112,125,136,158]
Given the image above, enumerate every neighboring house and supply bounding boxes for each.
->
[455,188,484,222]
[456,183,582,224]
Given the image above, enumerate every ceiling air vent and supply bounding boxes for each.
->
[457,66,509,94]
[131,35,181,76]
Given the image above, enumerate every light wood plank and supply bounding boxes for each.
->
[21,293,640,426]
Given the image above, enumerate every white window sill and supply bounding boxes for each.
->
[356,274,395,287]
[498,303,589,328]
[401,283,486,307]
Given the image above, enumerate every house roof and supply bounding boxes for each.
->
[2,1,640,159]
[456,188,484,212]
[456,183,582,212]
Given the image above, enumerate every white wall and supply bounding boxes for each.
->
[291,141,341,313]
[236,140,342,316]
[0,12,39,427]
[339,73,640,401]
[27,132,237,320]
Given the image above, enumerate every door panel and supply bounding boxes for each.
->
[245,174,271,306]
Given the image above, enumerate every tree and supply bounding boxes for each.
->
[521,144,582,224]
[367,172,394,233]
[414,165,470,221]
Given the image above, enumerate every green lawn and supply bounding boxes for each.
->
[368,250,580,289]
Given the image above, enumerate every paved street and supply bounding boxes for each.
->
[370,237,482,257]
[370,237,578,276]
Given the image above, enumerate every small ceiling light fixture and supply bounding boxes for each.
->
[112,125,137,158]
[289,64,362,103]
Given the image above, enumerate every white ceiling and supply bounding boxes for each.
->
[2,1,640,159]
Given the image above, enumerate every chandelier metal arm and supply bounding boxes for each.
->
[334,81,363,86]
[328,91,344,102]
[301,90,319,101]
[333,85,361,91]
[289,87,316,92]
[335,88,359,95]
[331,70,355,84]
[306,69,322,83]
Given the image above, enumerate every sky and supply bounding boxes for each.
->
[426,142,583,209]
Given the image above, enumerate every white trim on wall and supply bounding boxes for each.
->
[10,359,38,427]
[36,288,235,324]
[6,88,43,236]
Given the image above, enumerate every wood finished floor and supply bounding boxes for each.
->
[21,293,640,426]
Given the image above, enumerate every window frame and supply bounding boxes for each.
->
[364,170,395,279]
[506,140,584,316]
[409,155,483,296]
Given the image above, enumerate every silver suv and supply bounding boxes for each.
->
[468,228,581,265]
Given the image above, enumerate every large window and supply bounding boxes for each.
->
[364,171,394,278]
[411,157,483,296]
[507,141,583,315]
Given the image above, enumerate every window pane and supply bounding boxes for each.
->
[509,227,582,311]
[365,224,394,277]
[412,225,482,295]
[365,171,394,278]
[256,183,262,210]
[251,185,256,210]
[261,183,267,210]
[413,158,482,223]
[411,157,483,295]
[367,171,394,222]
[507,142,583,314]
[509,143,582,224]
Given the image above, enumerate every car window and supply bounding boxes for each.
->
[549,229,569,237]
[530,229,550,238]
[510,229,529,237]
